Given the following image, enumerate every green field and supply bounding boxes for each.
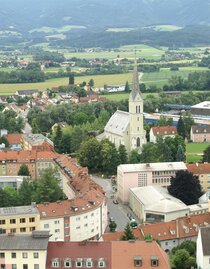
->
[106,28,136,32]
[30,25,86,34]
[0,73,133,95]
[186,142,210,163]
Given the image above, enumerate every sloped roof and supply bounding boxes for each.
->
[5,134,22,145]
[191,125,210,134]
[151,126,177,136]
[200,226,210,255]
[104,110,129,136]
[187,163,210,174]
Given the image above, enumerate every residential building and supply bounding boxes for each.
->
[0,205,40,235]
[191,101,210,116]
[103,212,210,253]
[150,126,177,143]
[0,176,23,190]
[0,230,49,269]
[187,163,210,192]
[190,125,210,142]
[21,134,54,151]
[0,129,8,137]
[102,65,146,153]
[117,162,187,203]
[196,226,210,269]
[46,241,171,269]
[16,89,38,97]
[5,134,22,151]
[129,186,189,223]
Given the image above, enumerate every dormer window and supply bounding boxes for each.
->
[98,259,106,268]
[86,259,93,268]
[52,259,60,268]
[134,256,142,267]
[151,256,158,267]
[64,259,72,268]
[76,259,83,268]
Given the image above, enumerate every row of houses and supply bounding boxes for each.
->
[0,149,108,242]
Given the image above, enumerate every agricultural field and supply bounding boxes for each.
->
[0,73,133,95]
[106,28,136,32]
[186,142,210,163]
[144,24,182,32]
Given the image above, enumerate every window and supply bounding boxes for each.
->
[64,223,69,228]
[12,265,17,269]
[54,220,60,224]
[33,253,39,259]
[20,218,26,223]
[11,253,16,259]
[34,265,39,269]
[137,137,140,147]
[76,227,80,230]
[86,260,93,268]
[64,260,71,268]
[134,257,142,267]
[10,219,16,224]
[151,256,158,267]
[76,217,80,221]
[29,217,35,223]
[98,260,106,268]
[44,223,49,229]
[52,260,60,268]
[0,220,5,225]
[65,232,70,236]
[22,252,28,259]
[10,229,16,233]
[0,253,5,258]
[30,227,35,231]
[23,265,28,269]
[20,227,26,233]
[0,229,6,234]
[55,229,60,233]
[76,260,83,268]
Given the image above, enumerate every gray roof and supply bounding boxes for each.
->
[130,65,143,101]
[17,89,38,95]
[104,110,129,136]
[191,125,210,134]
[0,231,49,250]
[0,205,38,216]
[200,226,210,255]
[22,133,54,146]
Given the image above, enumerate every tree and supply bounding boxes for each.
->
[124,81,130,92]
[168,170,203,205]
[0,136,9,147]
[18,164,30,177]
[109,220,117,232]
[172,249,191,269]
[78,138,102,173]
[18,179,34,205]
[118,144,128,164]
[203,145,210,162]
[120,223,135,241]
[53,125,62,152]
[35,168,66,203]
[69,74,75,85]
[88,79,94,88]
[177,116,186,139]
[129,150,140,164]
[183,116,194,139]
[176,144,186,161]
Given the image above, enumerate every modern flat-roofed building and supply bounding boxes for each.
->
[0,176,23,190]
[117,162,187,203]
[0,230,49,269]
[196,226,210,269]
[129,185,189,223]
[0,205,40,235]
[191,101,210,116]
[21,134,54,151]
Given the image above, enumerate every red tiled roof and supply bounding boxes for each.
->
[151,126,177,136]
[187,163,210,174]
[5,134,22,145]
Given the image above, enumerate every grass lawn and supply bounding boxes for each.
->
[186,142,210,163]
[0,73,133,95]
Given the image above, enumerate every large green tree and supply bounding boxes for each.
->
[18,164,30,177]
[120,223,135,241]
[168,170,203,205]
[177,116,186,139]
[18,179,34,205]
[118,144,128,164]
[202,145,210,162]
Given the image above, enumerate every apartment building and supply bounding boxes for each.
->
[0,231,49,269]
[21,134,54,151]
[197,226,210,269]
[46,241,171,269]
[117,162,187,203]
[0,205,40,235]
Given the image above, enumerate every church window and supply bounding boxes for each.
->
[138,106,140,113]
[136,106,138,113]
[137,127,139,131]
[137,137,140,147]
[137,117,139,121]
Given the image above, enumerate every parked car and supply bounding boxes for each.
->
[127,213,133,221]
[113,199,119,204]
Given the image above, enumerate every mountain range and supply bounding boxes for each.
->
[0,0,210,32]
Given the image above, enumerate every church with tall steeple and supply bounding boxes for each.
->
[102,65,146,153]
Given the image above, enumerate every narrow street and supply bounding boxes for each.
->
[91,175,134,231]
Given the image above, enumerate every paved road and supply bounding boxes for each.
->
[91,175,134,231]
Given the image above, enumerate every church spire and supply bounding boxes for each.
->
[130,58,143,100]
